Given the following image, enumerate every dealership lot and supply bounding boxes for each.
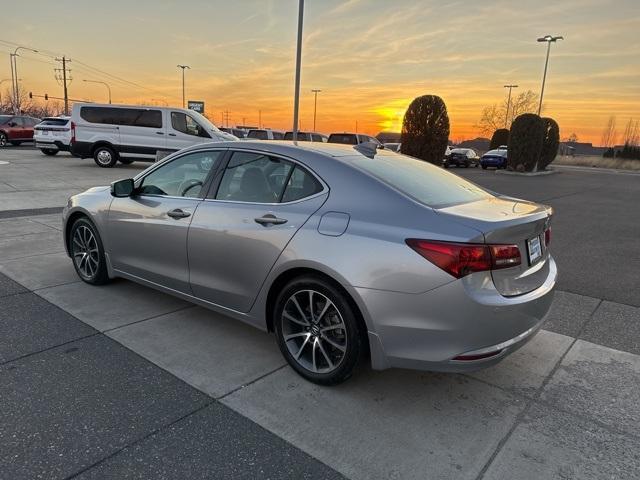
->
[1,147,639,479]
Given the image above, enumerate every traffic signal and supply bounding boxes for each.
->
[44,94,48,100]
[29,92,33,99]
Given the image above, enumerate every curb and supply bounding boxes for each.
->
[495,169,558,177]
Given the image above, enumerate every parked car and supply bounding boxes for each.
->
[0,115,41,147]
[34,116,72,155]
[443,148,479,168]
[246,129,285,140]
[328,133,382,146]
[283,131,328,142]
[220,127,248,138]
[63,141,556,385]
[69,103,237,168]
[480,149,508,169]
[383,142,401,152]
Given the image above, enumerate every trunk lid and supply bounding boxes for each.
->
[436,196,552,296]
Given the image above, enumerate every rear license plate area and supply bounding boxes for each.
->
[527,236,542,265]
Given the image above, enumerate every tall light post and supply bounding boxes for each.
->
[503,84,518,128]
[536,35,563,115]
[83,79,112,104]
[10,46,38,113]
[291,0,304,141]
[311,89,321,132]
[177,64,190,108]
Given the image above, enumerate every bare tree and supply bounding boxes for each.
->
[476,90,539,136]
[622,118,639,147]
[564,133,578,143]
[600,116,617,148]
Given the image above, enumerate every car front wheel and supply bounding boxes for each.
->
[274,276,363,385]
[69,217,110,285]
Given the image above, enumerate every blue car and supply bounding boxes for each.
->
[480,149,508,169]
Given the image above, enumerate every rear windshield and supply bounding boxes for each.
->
[328,134,358,145]
[346,153,491,208]
[484,149,507,157]
[247,130,268,140]
[284,132,310,141]
[38,118,69,126]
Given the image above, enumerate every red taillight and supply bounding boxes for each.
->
[406,239,521,279]
[544,228,551,247]
[70,121,76,144]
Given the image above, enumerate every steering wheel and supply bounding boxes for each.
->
[179,179,204,197]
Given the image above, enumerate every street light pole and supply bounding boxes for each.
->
[10,47,38,114]
[83,79,112,104]
[503,84,518,128]
[292,0,304,142]
[536,35,563,115]
[311,89,321,132]
[177,65,190,108]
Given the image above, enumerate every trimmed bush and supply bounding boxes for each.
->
[539,117,560,170]
[507,113,544,171]
[489,128,509,150]
[400,95,450,165]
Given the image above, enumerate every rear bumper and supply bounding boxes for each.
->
[35,140,70,151]
[359,256,557,372]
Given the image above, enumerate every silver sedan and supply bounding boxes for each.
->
[63,141,557,385]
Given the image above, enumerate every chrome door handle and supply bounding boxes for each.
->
[167,208,191,219]
[254,214,287,226]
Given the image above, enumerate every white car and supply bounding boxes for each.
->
[34,117,72,156]
[69,103,237,168]
[246,129,285,140]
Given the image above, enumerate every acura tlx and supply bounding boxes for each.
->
[63,141,556,385]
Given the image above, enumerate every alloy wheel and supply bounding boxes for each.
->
[71,225,100,279]
[0,133,6,147]
[281,289,347,374]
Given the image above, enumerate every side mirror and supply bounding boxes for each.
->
[111,178,135,197]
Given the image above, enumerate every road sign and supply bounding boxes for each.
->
[188,101,205,114]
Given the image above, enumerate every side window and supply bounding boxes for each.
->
[139,150,223,198]
[311,134,322,142]
[281,166,323,202]
[272,131,284,140]
[13,117,25,127]
[134,110,162,128]
[215,151,293,203]
[171,112,206,137]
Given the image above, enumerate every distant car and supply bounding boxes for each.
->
[443,148,479,168]
[283,131,328,142]
[384,142,401,152]
[0,115,41,147]
[328,133,381,146]
[247,129,285,140]
[480,149,508,169]
[34,116,72,155]
[220,127,248,138]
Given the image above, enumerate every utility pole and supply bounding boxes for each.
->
[311,89,321,131]
[55,56,71,115]
[258,110,262,128]
[355,120,358,133]
[537,35,563,115]
[291,0,304,141]
[177,65,190,108]
[503,84,518,128]
[223,110,230,127]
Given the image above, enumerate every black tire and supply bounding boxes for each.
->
[93,145,118,168]
[41,149,58,156]
[69,217,110,285]
[118,158,134,165]
[482,165,487,170]
[10,141,20,146]
[0,132,7,147]
[274,275,363,385]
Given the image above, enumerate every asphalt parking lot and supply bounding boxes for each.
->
[1,146,639,479]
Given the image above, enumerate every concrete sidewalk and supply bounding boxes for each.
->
[1,213,638,479]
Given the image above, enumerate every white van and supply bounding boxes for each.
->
[70,103,237,167]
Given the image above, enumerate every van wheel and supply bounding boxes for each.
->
[41,149,58,156]
[118,158,134,165]
[93,146,118,168]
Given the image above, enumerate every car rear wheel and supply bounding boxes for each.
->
[0,132,7,147]
[69,217,110,285]
[274,276,363,385]
[482,165,487,169]
[93,145,118,168]
[41,149,58,156]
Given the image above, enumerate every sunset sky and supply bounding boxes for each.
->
[2,0,639,144]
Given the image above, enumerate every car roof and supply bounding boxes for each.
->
[178,140,396,159]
